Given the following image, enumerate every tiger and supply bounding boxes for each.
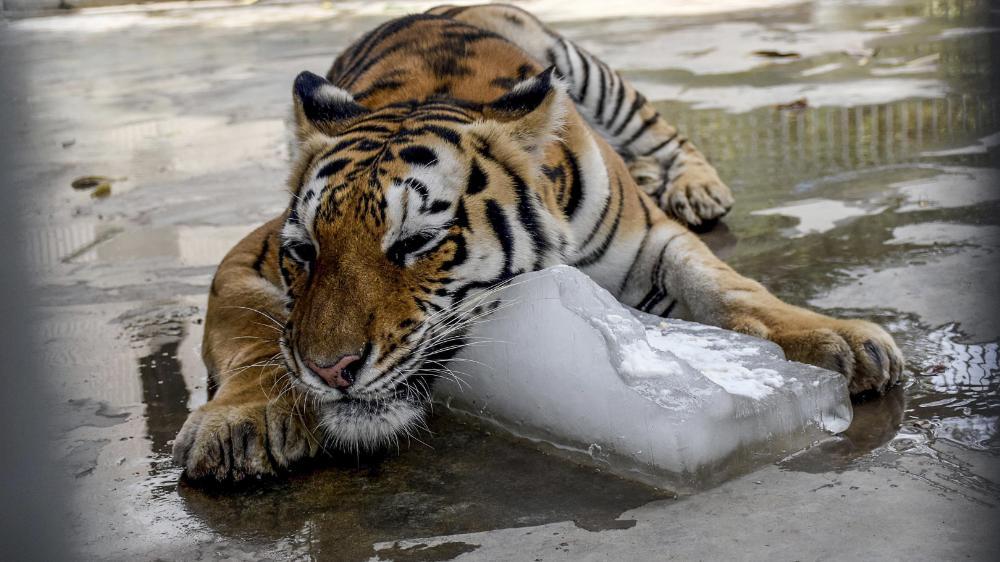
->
[172,4,903,481]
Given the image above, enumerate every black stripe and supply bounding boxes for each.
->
[415,124,461,147]
[416,104,476,117]
[578,183,612,249]
[472,134,551,264]
[559,39,575,83]
[484,199,514,276]
[336,15,439,88]
[404,178,429,201]
[595,63,609,124]
[640,132,678,157]
[332,23,395,86]
[466,160,488,195]
[441,233,467,270]
[427,200,450,214]
[574,175,625,267]
[511,170,550,266]
[489,66,556,115]
[252,237,269,276]
[413,113,474,125]
[316,158,351,179]
[638,189,654,228]
[354,139,384,152]
[612,93,647,137]
[399,145,437,166]
[454,199,469,228]
[623,114,661,148]
[637,288,664,312]
[353,76,406,102]
[660,298,678,317]
[330,29,383,84]
[345,34,419,89]
[321,138,360,160]
[661,139,687,171]
[578,47,591,102]
[608,77,627,133]
[340,124,394,136]
[561,144,584,219]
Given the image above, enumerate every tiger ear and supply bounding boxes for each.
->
[292,71,369,140]
[482,66,568,157]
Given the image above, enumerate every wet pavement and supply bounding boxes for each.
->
[4,0,999,559]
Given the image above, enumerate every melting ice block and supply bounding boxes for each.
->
[438,265,852,492]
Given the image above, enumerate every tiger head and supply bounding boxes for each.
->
[278,68,569,449]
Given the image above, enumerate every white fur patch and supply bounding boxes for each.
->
[381,144,465,260]
[319,397,426,452]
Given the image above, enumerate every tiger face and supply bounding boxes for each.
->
[277,69,569,449]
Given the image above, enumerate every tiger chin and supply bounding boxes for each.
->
[173,4,902,483]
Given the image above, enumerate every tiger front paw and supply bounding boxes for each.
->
[172,399,320,482]
[629,156,734,228]
[769,318,904,396]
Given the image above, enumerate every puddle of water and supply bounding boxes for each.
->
[583,21,884,75]
[907,324,1000,450]
[71,224,256,267]
[751,198,887,237]
[636,78,950,113]
[808,227,1000,342]
[894,166,1000,212]
[885,222,1000,246]
[176,412,671,561]
[921,130,1000,156]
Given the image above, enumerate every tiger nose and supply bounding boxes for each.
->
[306,355,362,389]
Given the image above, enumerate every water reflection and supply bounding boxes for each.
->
[908,324,1000,450]
[138,338,189,456]
[671,93,999,198]
[178,414,670,562]
[779,385,907,473]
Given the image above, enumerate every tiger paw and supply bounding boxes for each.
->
[629,156,734,228]
[769,318,905,396]
[664,161,734,228]
[172,399,319,482]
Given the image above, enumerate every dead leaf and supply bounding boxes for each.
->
[753,49,801,58]
[91,183,112,199]
[775,98,809,111]
[71,175,112,190]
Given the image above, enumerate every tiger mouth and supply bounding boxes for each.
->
[317,375,432,450]
[342,381,429,406]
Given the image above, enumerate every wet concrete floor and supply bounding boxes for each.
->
[3,0,999,559]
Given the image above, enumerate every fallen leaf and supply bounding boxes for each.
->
[753,49,801,58]
[91,183,112,198]
[71,175,112,190]
[775,98,809,111]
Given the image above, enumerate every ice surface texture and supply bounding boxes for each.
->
[437,266,852,492]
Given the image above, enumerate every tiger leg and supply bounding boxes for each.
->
[618,215,903,395]
[172,218,322,481]
[428,3,734,227]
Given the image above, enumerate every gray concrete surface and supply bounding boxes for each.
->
[3,0,998,560]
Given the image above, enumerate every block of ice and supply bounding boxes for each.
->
[436,265,852,492]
